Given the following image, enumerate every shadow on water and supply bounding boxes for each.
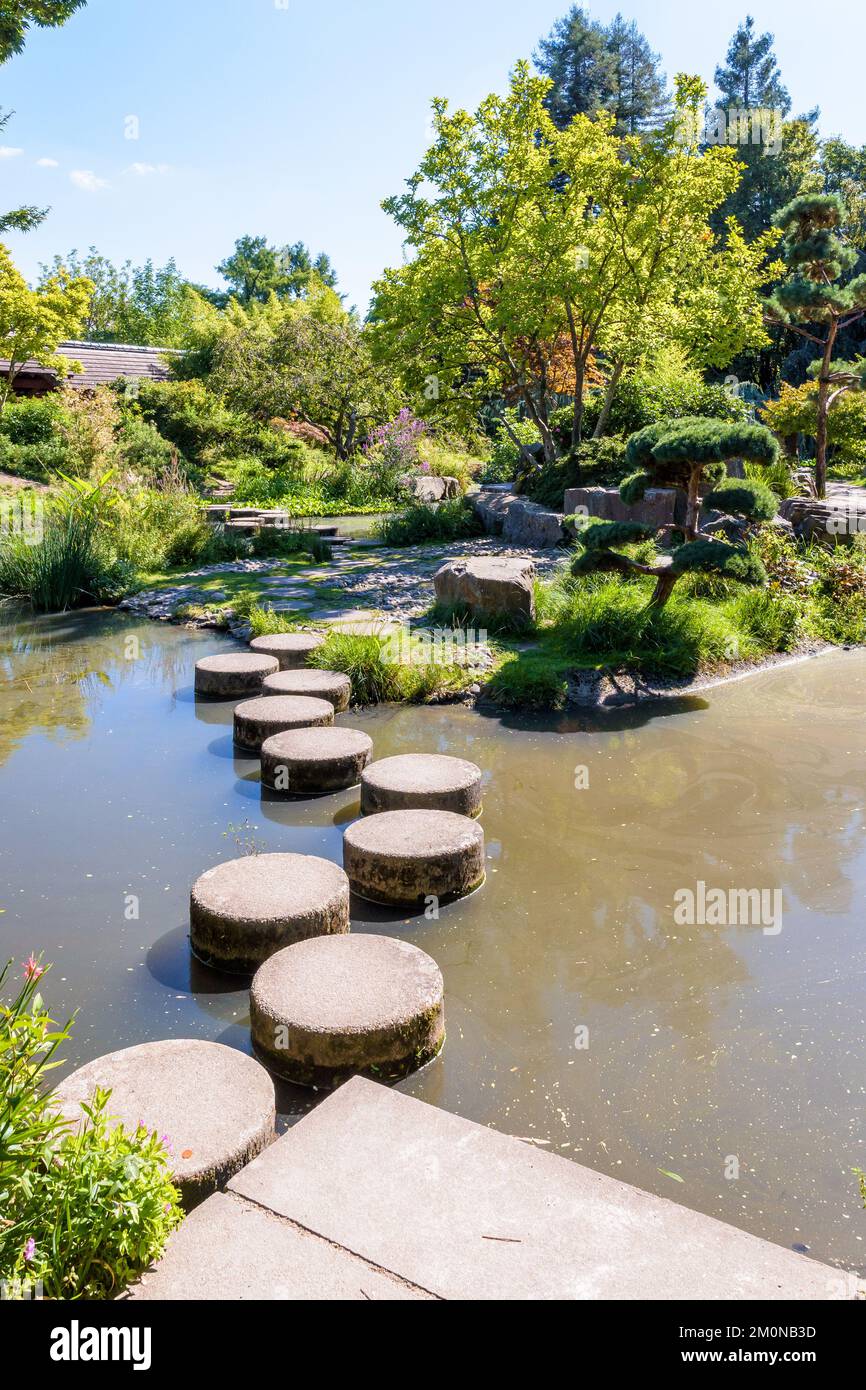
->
[475,693,710,735]
[146,926,248,997]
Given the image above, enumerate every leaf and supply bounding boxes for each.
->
[658,1168,685,1183]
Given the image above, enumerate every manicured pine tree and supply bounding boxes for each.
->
[570,417,779,608]
[765,194,866,497]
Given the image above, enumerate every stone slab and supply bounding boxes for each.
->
[229,1078,861,1302]
[127,1192,430,1301]
[564,485,684,530]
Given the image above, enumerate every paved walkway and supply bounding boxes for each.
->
[128,1079,860,1302]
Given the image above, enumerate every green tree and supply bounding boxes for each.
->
[765,194,866,496]
[0,243,92,409]
[212,310,394,459]
[373,66,777,459]
[215,235,338,306]
[0,0,84,62]
[572,417,779,606]
[535,5,667,134]
[38,249,200,347]
[0,109,46,233]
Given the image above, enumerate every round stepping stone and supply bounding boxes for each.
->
[262,668,351,712]
[343,810,485,906]
[195,652,278,698]
[250,935,445,1087]
[234,695,334,753]
[249,633,325,670]
[261,726,373,796]
[190,852,350,974]
[361,754,483,818]
[51,1040,275,1208]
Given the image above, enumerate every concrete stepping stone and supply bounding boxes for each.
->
[361,754,483,818]
[249,633,325,670]
[250,935,445,1087]
[343,809,485,906]
[51,1039,275,1208]
[261,726,373,796]
[234,695,334,753]
[262,668,352,712]
[190,852,350,974]
[195,652,278,698]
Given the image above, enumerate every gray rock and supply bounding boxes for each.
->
[262,668,352,712]
[260,726,373,796]
[564,486,685,530]
[434,556,536,623]
[343,808,485,906]
[361,754,483,818]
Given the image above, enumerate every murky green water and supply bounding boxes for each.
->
[1,606,864,1273]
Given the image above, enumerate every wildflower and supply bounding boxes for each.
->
[24,1238,36,1263]
[22,955,44,982]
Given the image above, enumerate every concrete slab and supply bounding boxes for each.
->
[230,1078,860,1302]
[127,1192,430,1301]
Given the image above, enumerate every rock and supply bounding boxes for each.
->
[234,695,335,753]
[262,668,352,712]
[564,486,685,530]
[473,491,566,547]
[361,754,483,818]
[434,556,536,623]
[261,727,373,796]
[403,475,461,503]
[51,1039,275,1208]
[250,935,445,1087]
[195,653,279,699]
[190,852,351,974]
[343,808,486,906]
[779,495,866,543]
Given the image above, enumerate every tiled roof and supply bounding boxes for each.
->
[0,341,179,388]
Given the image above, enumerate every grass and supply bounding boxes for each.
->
[313,631,468,704]
[376,498,482,546]
[486,652,570,709]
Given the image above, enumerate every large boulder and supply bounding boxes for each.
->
[472,492,565,547]
[564,486,685,529]
[403,475,462,503]
[778,495,866,543]
[434,556,536,623]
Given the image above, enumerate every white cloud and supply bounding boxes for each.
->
[70,169,109,192]
[36,157,59,168]
[0,146,23,159]
[124,162,172,177]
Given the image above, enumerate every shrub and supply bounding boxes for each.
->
[557,356,749,442]
[521,436,629,507]
[314,631,465,704]
[0,396,62,446]
[0,958,182,1301]
[482,410,539,483]
[376,498,482,546]
[116,415,179,482]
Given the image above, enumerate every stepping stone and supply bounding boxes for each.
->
[343,810,485,906]
[234,695,334,753]
[262,669,352,713]
[250,935,445,1087]
[249,633,325,670]
[195,652,278,698]
[261,726,373,796]
[51,1040,275,1208]
[361,754,483,818]
[190,853,351,974]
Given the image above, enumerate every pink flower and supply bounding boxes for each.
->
[160,1134,172,1154]
[22,955,44,983]
[24,1238,36,1263]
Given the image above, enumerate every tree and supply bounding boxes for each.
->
[0,110,47,234]
[38,248,202,346]
[764,194,866,496]
[211,310,394,459]
[0,243,92,409]
[0,0,84,62]
[571,417,779,606]
[215,235,338,306]
[535,6,667,134]
[373,66,777,460]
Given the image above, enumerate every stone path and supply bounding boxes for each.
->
[120,538,565,629]
[129,1077,860,1302]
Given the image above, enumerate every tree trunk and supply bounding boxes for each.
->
[684,465,702,542]
[592,362,624,440]
[649,563,678,610]
[814,320,838,500]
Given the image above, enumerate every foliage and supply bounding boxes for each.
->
[215,234,338,306]
[0,958,181,1301]
[0,1,85,62]
[313,631,466,704]
[39,248,200,348]
[0,243,93,410]
[557,352,749,442]
[522,435,629,507]
[0,394,62,445]
[482,410,540,482]
[374,66,778,456]
[702,478,779,521]
[376,498,482,546]
[761,380,866,474]
[486,652,569,709]
[534,5,668,134]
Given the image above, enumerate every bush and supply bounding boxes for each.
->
[522,436,629,507]
[376,498,482,546]
[116,415,179,482]
[482,410,539,483]
[0,959,182,1301]
[314,631,466,704]
[569,362,749,441]
[0,396,62,445]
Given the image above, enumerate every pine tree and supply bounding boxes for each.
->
[535,7,667,134]
[765,194,866,496]
[605,14,668,134]
[715,15,790,116]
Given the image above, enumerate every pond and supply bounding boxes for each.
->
[0,605,863,1274]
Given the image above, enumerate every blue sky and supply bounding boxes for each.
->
[1,0,864,312]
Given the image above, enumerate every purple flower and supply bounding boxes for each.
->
[24,1238,36,1263]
